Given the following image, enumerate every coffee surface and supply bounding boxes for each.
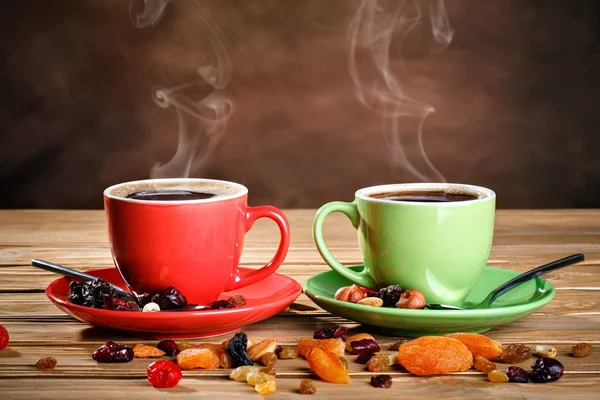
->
[126,190,215,201]
[370,190,479,203]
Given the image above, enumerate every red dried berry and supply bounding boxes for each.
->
[0,325,9,351]
[350,338,380,355]
[370,374,393,388]
[147,360,182,388]
[103,297,137,311]
[158,340,179,357]
[92,341,134,363]
[313,327,347,340]
[506,366,531,383]
[357,350,376,364]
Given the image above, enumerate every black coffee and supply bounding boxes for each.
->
[126,190,215,201]
[370,191,479,203]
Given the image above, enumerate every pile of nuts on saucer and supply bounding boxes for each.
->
[335,284,427,309]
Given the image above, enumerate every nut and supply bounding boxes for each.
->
[334,285,366,303]
[133,343,166,358]
[357,297,383,307]
[395,289,426,309]
[247,338,278,361]
[535,345,557,358]
[142,302,160,312]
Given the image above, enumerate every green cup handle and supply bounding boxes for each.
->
[312,201,378,290]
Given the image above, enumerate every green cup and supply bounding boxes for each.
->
[312,183,496,306]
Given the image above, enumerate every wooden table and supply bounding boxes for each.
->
[0,210,599,398]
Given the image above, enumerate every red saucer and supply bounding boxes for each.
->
[46,267,302,339]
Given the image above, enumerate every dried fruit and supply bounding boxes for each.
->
[370,374,393,388]
[226,295,247,308]
[260,365,276,376]
[350,338,380,355]
[488,369,509,383]
[178,340,195,352]
[227,332,254,366]
[334,285,366,303]
[367,353,390,372]
[531,357,564,382]
[255,379,276,395]
[229,366,260,382]
[193,343,225,359]
[176,348,220,370]
[499,344,532,364]
[535,345,557,359]
[210,300,233,310]
[103,296,137,311]
[298,339,345,358]
[506,366,531,383]
[344,333,375,352]
[398,336,472,376]
[133,343,165,358]
[140,286,187,310]
[0,325,9,351]
[313,326,347,340]
[357,297,384,307]
[299,379,317,394]
[473,356,496,373]
[220,352,233,369]
[35,356,57,370]
[446,333,503,360]
[158,340,179,356]
[247,370,274,385]
[147,360,182,388]
[248,339,277,361]
[68,278,119,309]
[338,356,349,368]
[259,352,278,367]
[274,345,283,355]
[389,340,406,351]
[279,347,298,359]
[395,289,426,309]
[372,285,403,308]
[356,350,375,364]
[572,342,593,358]
[306,347,351,384]
[92,341,134,363]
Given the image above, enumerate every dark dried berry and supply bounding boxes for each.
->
[370,374,393,388]
[572,342,593,358]
[92,341,133,363]
[299,379,317,394]
[226,295,247,308]
[154,287,188,310]
[313,327,347,340]
[103,297,136,311]
[210,300,233,310]
[531,357,564,383]
[357,350,376,364]
[372,285,404,308]
[157,340,179,356]
[350,338,380,355]
[274,345,283,356]
[499,343,532,364]
[506,366,531,383]
[68,278,118,309]
[227,332,253,367]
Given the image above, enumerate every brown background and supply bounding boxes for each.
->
[1,0,599,209]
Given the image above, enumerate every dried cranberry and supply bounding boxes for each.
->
[68,278,118,309]
[92,341,134,363]
[350,338,380,355]
[103,297,136,311]
[372,285,404,308]
[227,332,253,367]
[313,327,347,340]
[154,287,188,310]
[531,357,564,383]
[506,366,531,383]
[370,374,393,388]
[0,325,9,351]
[357,350,376,364]
[157,340,179,356]
[147,360,182,388]
[210,300,233,310]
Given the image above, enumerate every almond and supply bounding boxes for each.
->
[247,338,278,361]
[133,343,165,358]
[357,297,383,307]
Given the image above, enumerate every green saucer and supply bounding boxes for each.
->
[303,266,555,337]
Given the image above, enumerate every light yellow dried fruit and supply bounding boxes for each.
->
[535,345,557,358]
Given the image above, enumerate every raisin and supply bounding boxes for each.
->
[210,300,233,310]
[260,365,276,376]
[370,374,393,388]
[220,352,233,369]
[350,338,380,355]
[147,360,182,388]
[389,340,406,351]
[226,295,247,308]
[178,340,195,352]
[372,285,404,308]
[338,356,349,368]
[274,345,283,356]
[572,342,593,358]
[506,366,531,383]
[102,297,136,311]
[531,357,564,383]
[255,380,276,395]
[0,325,9,351]
[229,366,260,382]
[279,347,298,359]
[92,341,134,363]
[499,344,532,364]
[367,353,390,372]
[227,332,253,367]
[473,356,496,373]
[299,379,317,394]
[68,278,118,309]
[313,327,347,340]
[35,356,57,370]
[488,370,509,383]
[158,340,179,356]
[259,352,278,367]
[357,350,375,364]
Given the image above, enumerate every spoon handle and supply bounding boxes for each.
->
[487,253,584,306]
[31,259,139,305]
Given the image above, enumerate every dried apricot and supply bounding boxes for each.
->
[473,356,496,373]
[498,344,532,364]
[398,336,472,376]
[344,333,375,352]
[445,333,503,360]
[194,343,225,358]
[298,339,345,358]
[306,347,351,384]
[572,343,593,358]
[176,348,220,370]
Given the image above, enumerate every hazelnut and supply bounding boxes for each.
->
[395,289,426,309]
[334,285,366,303]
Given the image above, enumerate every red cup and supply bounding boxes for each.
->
[103,178,290,305]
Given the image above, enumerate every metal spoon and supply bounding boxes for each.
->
[31,259,211,312]
[425,253,585,311]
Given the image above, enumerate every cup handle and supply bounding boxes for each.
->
[225,205,290,291]
[312,201,378,290]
